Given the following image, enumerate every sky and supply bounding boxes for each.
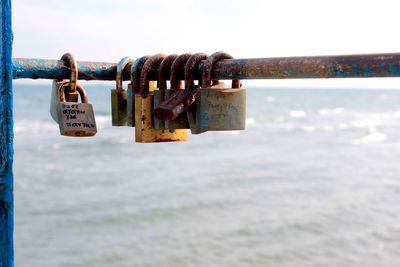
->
[11,0,400,88]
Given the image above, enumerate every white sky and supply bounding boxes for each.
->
[11,0,400,88]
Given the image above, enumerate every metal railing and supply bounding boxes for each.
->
[12,53,400,81]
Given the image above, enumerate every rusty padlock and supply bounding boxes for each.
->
[184,53,210,134]
[188,52,246,133]
[134,54,188,143]
[164,53,193,130]
[153,54,178,129]
[56,83,97,137]
[50,53,80,122]
[153,53,207,128]
[111,56,135,126]
[127,56,149,127]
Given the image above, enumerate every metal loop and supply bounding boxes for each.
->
[170,53,192,89]
[116,56,135,91]
[158,54,178,91]
[61,53,78,92]
[59,83,88,103]
[130,56,150,93]
[202,51,240,88]
[184,53,208,90]
[140,54,166,95]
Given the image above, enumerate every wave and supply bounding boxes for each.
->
[14,120,58,134]
[12,109,400,138]
[350,119,381,128]
[353,127,387,145]
[318,108,345,115]
[289,110,306,118]
[95,115,111,124]
[14,115,112,134]
[246,117,256,126]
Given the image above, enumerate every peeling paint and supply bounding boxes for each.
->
[12,53,400,82]
[0,1,14,267]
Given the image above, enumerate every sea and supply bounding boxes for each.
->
[13,83,400,267]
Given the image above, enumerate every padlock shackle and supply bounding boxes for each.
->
[184,53,208,90]
[170,53,192,90]
[202,52,240,88]
[61,53,78,93]
[59,83,88,103]
[140,54,166,95]
[158,54,178,91]
[130,56,150,93]
[116,56,135,91]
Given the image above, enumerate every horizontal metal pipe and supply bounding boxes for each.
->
[12,53,400,81]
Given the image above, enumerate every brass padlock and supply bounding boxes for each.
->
[111,56,135,126]
[56,83,97,137]
[134,54,188,143]
[187,52,246,134]
[153,54,178,129]
[50,80,68,122]
[127,56,149,127]
[50,53,80,122]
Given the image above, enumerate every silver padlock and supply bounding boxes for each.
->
[187,52,246,133]
[57,84,97,137]
[111,56,135,126]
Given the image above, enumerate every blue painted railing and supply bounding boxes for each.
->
[11,53,400,81]
[0,0,14,267]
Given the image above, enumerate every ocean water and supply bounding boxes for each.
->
[13,83,400,267]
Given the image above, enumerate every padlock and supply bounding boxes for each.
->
[50,79,68,122]
[187,52,246,133]
[183,53,210,134]
[50,53,80,122]
[134,54,188,143]
[153,53,207,129]
[56,83,97,137]
[127,56,149,127]
[111,56,135,126]
[165,53,193,130]
[153,54,178,129]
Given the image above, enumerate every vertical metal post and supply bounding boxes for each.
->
[0,0,14,266]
